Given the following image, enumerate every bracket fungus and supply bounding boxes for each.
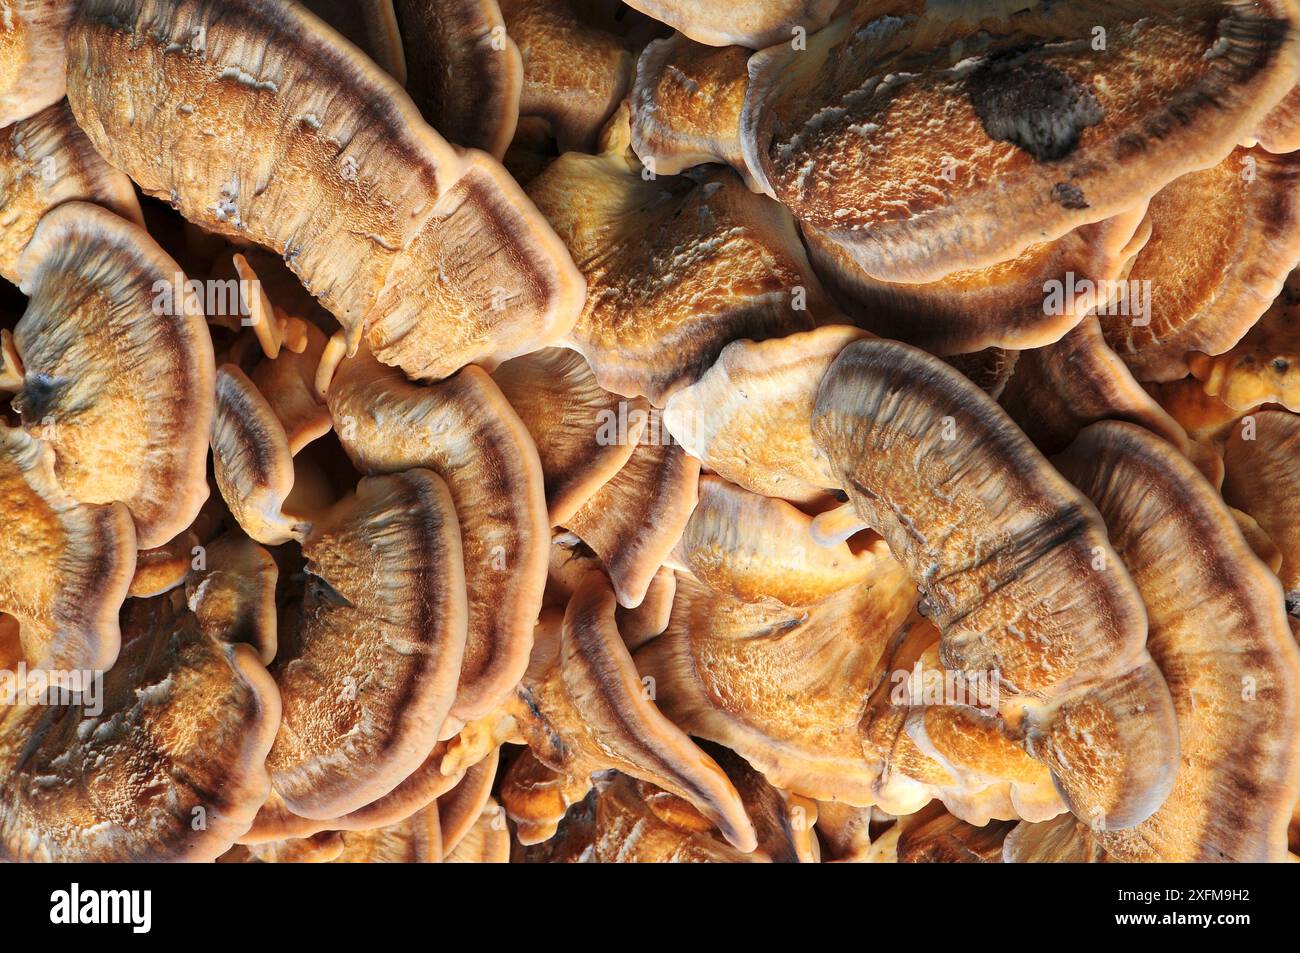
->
[7,202,213,550]
[67,0,584,382]
[0,582,280,862]
[1055,421,1300,861]
[811,340,1179,831]
[3,0,1298,869]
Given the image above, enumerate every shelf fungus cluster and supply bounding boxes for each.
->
[2,0,1300,866]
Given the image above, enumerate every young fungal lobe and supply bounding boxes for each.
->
[9,202,214,550]
[740,1,1300,283]
[811,339,1179,831]
[67,0,584,383]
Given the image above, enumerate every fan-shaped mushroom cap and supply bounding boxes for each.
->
[1223,410,1300,613]
[896,810,1015,863]
[701,741,820,863]
[0,1,74,127]
[9,202,213,549]
[493,347,646,525]
[564,433,699,609]
[250,321,333,455]
[301,0,406,83]
[326,344,548,724]
[392,0,522,158]
[998,315,1190,456]
[624,0,837,48]
[526,120,832,406]
[807,207,1151,357]
[1055,421,1300,860]
[674,475,886,606]
[0,583,280,862]
[739,2,1300,283]
[637,564,916,805]
[0,100,142,283]
[1189,277,1300,412]
[1100,147,1300,382]
[0,423,134,672]
[267,470,468,820]
[1002,812,1103,862]
[499,746,581,844]
[812,339,1178,830]
[501,0,633,153]
[212,365,312,546]
[67,0,583,382]
[438,748,500,856]
[510,574,758,851]
[444,797,510,863]
[663,326,868,504]
[333,804,442,863]
[630,35,753,185]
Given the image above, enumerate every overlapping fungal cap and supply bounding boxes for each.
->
[0,580,280,862]
[67,0,583,382]
[808,206,1151,357]
[0,1,74,127]
[211,365,313,546]
[7,202,213,550]
[1188,275,1300,412]
[185,531,278,665]
[630,35,753,184]
[674,475,886,606]
[129,530,199,600]
[267,470,468,820]
[500,0,634,153]
[701,741,820,863]
[333,804,443,863]
[738,1,1300,283]
[0,100,142,282]
[998,316,1190,456]
[623,0,837,48]
[493,347,645,525]
[1100,147,1300,382]
[325,344,548,724]
[526,110,831,406]
[663,326,867,504]
[0,424,134,672]
[1056,421,1300,861]
[391,0,522,158]
[507,574,758,851]
[563,432,699,608]
[811,340,1179,831]
[636,565,916,805]
[1257,84,1300,152]
[857,616,1064,825]
[301,0,406,82]
[1223,410,1300,614]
